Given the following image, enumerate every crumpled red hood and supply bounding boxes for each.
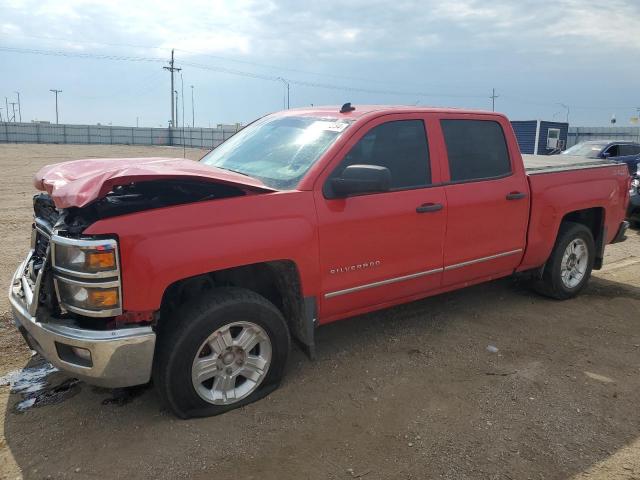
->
[34,157,275,209]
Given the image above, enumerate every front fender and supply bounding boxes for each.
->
[84,191,320,312]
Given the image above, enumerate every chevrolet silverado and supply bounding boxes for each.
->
[9,105,630,418]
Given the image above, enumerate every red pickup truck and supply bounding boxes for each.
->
[9,105,630,418]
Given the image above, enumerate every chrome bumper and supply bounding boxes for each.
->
[8,256,156,388]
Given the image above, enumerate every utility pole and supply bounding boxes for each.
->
[489,88,499,112]
[14,91,22,122]
[136,116,139,128]
[9,102,18,123]
[175,90,179,129]
[190,85,195,127]
[5,98,9,122]
[0,107,4,122]
[50,89,62,124]
[277,77,290,109]
[181,73,186,156]
[163,49,181,129]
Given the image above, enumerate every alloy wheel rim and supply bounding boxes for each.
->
[191,321,272,405]
[560,238,588,289]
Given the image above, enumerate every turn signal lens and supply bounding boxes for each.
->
[53,237,119,274]
[89,288,119,308]
[87,251,116,270]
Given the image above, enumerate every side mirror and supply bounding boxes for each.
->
[602,151,611,159]
[329,164,391,198]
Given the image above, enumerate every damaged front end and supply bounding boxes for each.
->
[10,175,253,388]
[62,178,249,233]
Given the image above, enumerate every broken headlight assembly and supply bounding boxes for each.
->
[51,235,122,317]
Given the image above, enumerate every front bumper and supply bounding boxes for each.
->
[8,256,156,388]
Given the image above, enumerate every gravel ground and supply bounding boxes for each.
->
[0,144,639,480]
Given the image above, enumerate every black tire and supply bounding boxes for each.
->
[533,221,595,300]
[153,287,290,419]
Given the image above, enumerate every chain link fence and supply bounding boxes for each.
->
[567,126,640,147]
[0,122,243,148]
[4,122,640,150]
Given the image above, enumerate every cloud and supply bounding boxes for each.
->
[3,0,640,60]
[2,0,639,126]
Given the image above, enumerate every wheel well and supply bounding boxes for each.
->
[159,261,315,356]
[560,207,605,269]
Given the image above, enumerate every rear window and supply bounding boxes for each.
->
[441,120,511,182]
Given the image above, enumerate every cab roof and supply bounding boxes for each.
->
[274,105,503,120]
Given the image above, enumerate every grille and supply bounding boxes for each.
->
[30,194,60,313]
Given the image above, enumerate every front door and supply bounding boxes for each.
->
[314,115,447,322]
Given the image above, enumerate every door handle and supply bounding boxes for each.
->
[416,203,443,213]
[506,192,527,200]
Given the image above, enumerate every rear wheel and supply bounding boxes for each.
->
[533,221,595,300]
[154,288,290,418]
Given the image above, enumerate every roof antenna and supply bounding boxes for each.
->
[340,102,355,113]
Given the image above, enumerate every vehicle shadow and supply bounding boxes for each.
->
[3,274,640,479]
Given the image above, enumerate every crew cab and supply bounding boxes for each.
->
[9,105,630,418]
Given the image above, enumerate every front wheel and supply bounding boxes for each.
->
[533,221,595,300]
[154,288,291,418]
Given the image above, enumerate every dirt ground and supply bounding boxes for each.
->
[0,143,639,480]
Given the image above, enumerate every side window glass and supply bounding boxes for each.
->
[605,145,619,157]
[441,120,511,182]
[618,145,640,156]
[334,120,431,190]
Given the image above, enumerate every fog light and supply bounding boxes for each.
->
[71,346,92,362]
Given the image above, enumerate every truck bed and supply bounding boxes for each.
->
[523,154,615,175]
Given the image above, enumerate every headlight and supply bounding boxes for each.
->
[631,177,640,195]
[55,278,121,314]
[51,235,122,317]
[52,237,118,276]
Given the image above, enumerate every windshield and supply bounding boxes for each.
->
[200,115,352,189]
[562,142,607,158]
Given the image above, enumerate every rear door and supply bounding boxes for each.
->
[436,116,530,286]
[314,114,447,321]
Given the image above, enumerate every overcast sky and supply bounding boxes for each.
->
[1,0,639,127]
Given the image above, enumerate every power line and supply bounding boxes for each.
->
[0,44,486,101]
[179,57,486,99]
[0,45,164,63]
[5,32,463,91]
[2,44,636,113]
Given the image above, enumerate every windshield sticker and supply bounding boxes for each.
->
[310,120,350,133]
